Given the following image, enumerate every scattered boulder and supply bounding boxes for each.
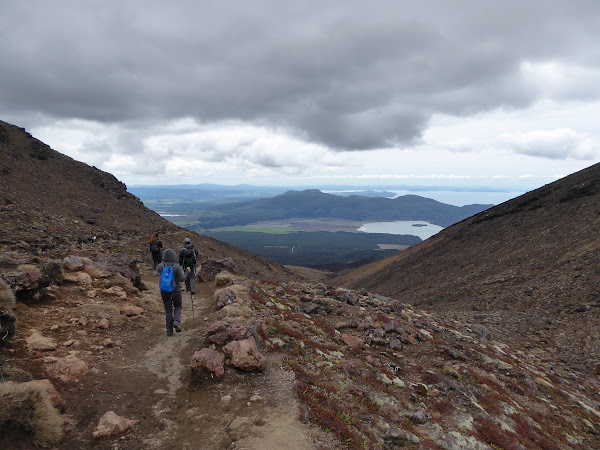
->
[471,324,492,340]
[207,320,230,345]
[303,303,320,314]
[92,410,139,439]
[62,256,84,271]
[43,354,89,382]
[83,263,110,279]
[104,286,127,299]
[338,291,359,305]
[407,409,432,424]
[0,265,43,295]
[190,347,225,379]
[95,255,143,290]
[75,272,93,286]
[26,329,57,351]
[119,305,144,316]
[230,323,251,341]
[207,321,252,346]
[389,339,403,351]
[441,345,466,360]
[62,272,79,283]
[222,337,267,372]
[198,257,236,282]
[216,288,236,309]
[342,334,365,351]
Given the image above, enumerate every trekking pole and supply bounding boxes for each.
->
[191,290,195,318]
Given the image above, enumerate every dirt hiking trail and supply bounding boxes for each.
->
[58,271,323,449]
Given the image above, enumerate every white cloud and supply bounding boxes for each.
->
[2,1,599,191]
[500,129,597,160]
[521,61,600,101]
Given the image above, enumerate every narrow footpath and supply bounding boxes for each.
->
[60,271,319,449]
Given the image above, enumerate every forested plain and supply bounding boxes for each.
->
[130,186,492,269]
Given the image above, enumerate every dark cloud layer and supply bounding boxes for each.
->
[1,1,600,150]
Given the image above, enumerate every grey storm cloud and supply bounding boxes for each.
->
[1,0,600,150]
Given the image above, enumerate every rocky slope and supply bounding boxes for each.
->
[0,119,297,283]
[1,121,600,448]
[333,162,600,372]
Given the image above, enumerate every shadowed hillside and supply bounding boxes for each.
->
[333,162,600,370]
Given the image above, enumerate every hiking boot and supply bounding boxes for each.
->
[166,331,173,336]
[174,324,182,333]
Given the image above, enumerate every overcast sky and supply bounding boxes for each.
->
[2,1,600,198]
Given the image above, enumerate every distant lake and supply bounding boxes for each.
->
[358,221,443,240]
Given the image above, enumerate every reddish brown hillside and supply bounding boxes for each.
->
[333,162,600,370]
[2,120,600,448]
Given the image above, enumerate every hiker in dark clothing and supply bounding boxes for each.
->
[157,248,186,336]
[179,237,200,295]
[150,233,163,275]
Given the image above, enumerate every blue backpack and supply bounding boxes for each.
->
[159,264,175,292]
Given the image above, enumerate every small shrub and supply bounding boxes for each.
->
[0,279,16,312]
[214,271,234,287]
[514,415,560,450]
[0,381,64,447]
[421,370,440,384]
[478,393,507,415]
[431,400,454,415]
[474,416,519,450]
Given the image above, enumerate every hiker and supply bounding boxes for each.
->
[179,237,200,295]
[150,232,163,275]
[157,248,186,336]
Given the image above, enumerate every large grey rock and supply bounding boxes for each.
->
[63,256,84,271]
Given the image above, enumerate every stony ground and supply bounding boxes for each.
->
[5,253,600,449]
[2,262,336,449]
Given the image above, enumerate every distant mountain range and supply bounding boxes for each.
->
[194,189,493,229]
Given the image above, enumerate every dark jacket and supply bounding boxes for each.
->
[157,249,186,290]
[150,239,163,255]
[179,244,200,269]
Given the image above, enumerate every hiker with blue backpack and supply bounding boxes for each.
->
[157,248,186,336]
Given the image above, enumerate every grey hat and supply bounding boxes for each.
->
[163,248,177,263]
[184,238,191,244]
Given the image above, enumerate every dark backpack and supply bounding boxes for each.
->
[150,241,159,253]
[159,264,175,292]
[182,247,197,269]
